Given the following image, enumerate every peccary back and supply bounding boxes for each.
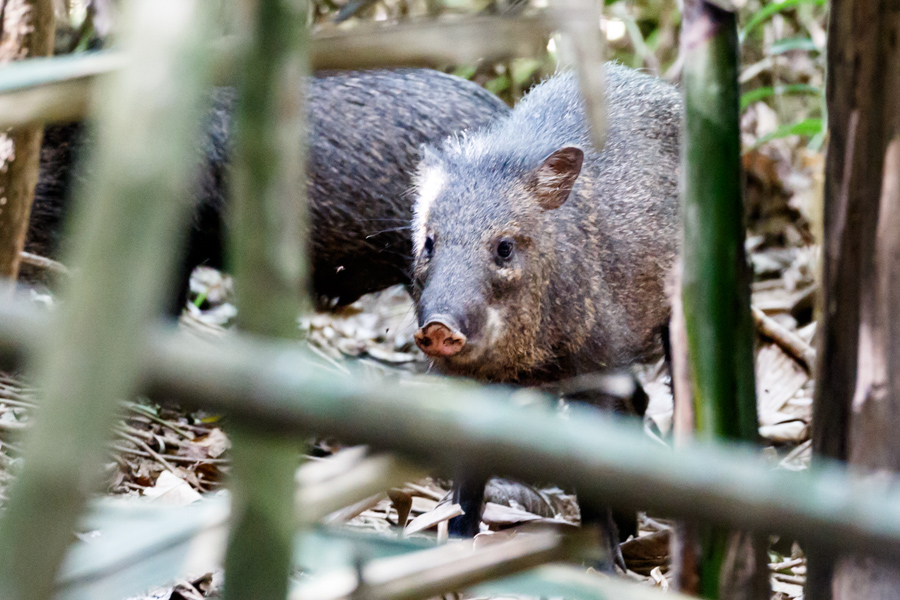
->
[24,68,510,311]
[411,64,681,385]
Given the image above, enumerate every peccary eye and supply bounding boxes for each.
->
[496,238,515,261]
[423,235,435,257]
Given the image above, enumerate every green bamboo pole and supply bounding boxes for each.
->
[0,1,216,598]
[7,300,900,560]
[679,2,763,598]
[222,0,308,598]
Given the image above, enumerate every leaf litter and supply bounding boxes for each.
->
[2,17,824,596]
[2,170,818,599]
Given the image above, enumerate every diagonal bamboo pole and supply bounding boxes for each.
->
[0,16,552,130]
[6,301,900,562]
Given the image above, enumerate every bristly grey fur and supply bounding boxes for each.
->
[412,64,682,388]
[26,69,510,311]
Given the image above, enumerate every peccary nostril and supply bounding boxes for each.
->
[414,322,467,357]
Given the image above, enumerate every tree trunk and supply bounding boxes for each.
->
[0,0,55,281]
[809,0,900,598]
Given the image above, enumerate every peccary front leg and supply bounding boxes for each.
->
[447,474,487,538]
[579,501,626,572]
[561,371,649,569]
[166,199,226,317]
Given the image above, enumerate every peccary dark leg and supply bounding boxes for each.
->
[661,322,674,393]
[447,475,487,538]
[163,231,220,317]
[562,371,649,570]
[165,195,227,318]
[167,250,200,318]
[579,501,625,572]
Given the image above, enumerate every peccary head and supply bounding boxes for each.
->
[410,67,682,383]
[410,140,585,381]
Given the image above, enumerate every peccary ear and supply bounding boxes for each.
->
[532,146,584,210]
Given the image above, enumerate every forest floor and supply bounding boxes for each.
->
[0,106,820,600]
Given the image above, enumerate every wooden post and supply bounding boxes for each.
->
[0,0,54,281]
[811,0,900,597]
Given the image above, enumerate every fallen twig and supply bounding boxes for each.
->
[18,251,69,276]
[751,306,816,374]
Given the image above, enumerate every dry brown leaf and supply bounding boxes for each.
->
[410,496,438,514]
[484,478,560,518]
[404,502,464,536]
[193,428,230,458]
[770,578,804,598]
[143,471,202,505]
[759,420,808,444]
[756,343,809,416]
[621,530,671,575]
[650,566,670,590]
[388,488,413,527]
[481,502,544,527]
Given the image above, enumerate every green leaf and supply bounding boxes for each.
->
[485,74,510,95]
[192,288,209,308]
[740,0,827,42]
[740,83,821,111]
[511,58,542,86]
[451,64,477,81]
[769,36,819,55]
[748,117,823,150]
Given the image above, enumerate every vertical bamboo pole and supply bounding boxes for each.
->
[222,0,308,597]
[0,0,55,280]
[0,1,216,598]
[679,2,766,598]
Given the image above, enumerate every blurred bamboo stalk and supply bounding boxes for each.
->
[223,0,309,597]
[57,452,422,600]
[5,299,900,560]
[0,0,54,281]
[0,51,120,128]
[550,0,606,150]
[0,0,216,597]
[0,15,551,129]
[679,1,766,598]
[290,531,582,600]
[310,16,549,70]
[61,497,689,600]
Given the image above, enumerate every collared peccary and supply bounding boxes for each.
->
[23,69,510,312]
[409,65,681,552]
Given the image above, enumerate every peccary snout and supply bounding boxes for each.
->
[414,319,467,357]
